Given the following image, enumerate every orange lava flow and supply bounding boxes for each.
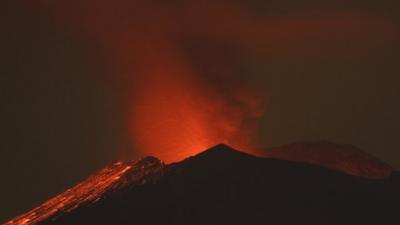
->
[5,158,163,225]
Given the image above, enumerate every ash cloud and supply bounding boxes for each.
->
[27,0,399,161]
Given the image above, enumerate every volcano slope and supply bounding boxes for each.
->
[6,144,400,225]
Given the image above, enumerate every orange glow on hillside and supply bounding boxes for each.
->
[5,158,163,225]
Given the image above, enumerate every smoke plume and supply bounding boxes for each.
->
[27,0,398,162]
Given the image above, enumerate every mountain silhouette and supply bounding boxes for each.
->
[5,143,400,225]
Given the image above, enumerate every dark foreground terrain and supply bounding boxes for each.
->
[6,144,400,225]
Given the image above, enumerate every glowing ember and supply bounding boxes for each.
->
[5,157,163,225]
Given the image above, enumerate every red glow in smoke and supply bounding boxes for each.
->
[27,0,398,162]
[130,72,265,162]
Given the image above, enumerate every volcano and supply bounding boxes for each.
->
[5,143,400,225]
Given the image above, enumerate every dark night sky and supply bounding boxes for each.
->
[1,0,399,222]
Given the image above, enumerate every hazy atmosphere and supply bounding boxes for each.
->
[1,0,399,222]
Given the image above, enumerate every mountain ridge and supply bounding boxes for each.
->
[266,141,393,178]
[4,142,399,225]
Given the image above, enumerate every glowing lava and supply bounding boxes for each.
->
[5,158,163,225]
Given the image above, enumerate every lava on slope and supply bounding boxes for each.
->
[4,143,399,225]
[5,157,163,225]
